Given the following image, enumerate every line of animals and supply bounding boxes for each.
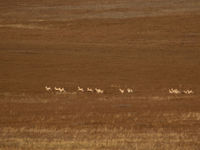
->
[45,86,194,95]
[45,86,133,94]
[168,88,194,95]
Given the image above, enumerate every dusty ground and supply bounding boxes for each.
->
[0,0,200,149]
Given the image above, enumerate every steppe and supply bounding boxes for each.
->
[0,0,200,149]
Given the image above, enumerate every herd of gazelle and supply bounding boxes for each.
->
[45,86,194,95]
[45,86,133,94]
[168,88,194,95]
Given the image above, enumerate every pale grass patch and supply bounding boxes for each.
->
[0,24,47,30]
[162,112,200,122]
[0,127,199,150]
[181,112,200,121]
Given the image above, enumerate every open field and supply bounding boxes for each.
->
[0,0,200,149]
[0,94,200,150]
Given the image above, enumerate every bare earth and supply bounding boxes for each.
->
[0,0,200,149]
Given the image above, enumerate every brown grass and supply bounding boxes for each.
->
[0,0,200,149]
[0,94,200,150]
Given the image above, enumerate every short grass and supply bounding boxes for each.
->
[0,94,199,150]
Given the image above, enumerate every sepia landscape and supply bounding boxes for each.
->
[0,0,200,149]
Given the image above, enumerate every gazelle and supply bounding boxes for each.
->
[183,90,194,95]
[59,88,66,93]
[119,88,125,94]
[127,88,133,93]
[78,86,84,92]
[87,88,93,92]
[45,86,51,92]
[95,88,104,94]
[54,87,66,93]
[169,88,181,94]
[54,87,60,92]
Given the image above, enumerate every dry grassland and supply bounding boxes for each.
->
[0,0,200,149]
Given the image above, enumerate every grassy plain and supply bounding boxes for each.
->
[0,0,200,149]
